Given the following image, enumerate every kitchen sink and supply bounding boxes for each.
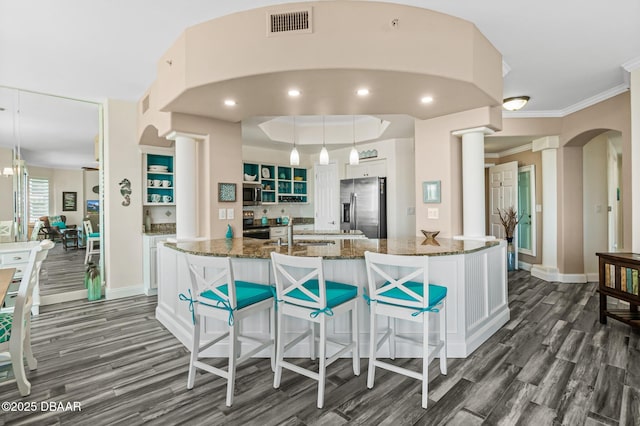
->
[263,240,335,247]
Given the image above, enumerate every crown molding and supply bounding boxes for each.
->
[502,83,629,119]
[485,143,533,159]
[502,60,511,77]
[622,56,640,72]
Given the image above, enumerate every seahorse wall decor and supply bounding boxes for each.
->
[119,178,132,206]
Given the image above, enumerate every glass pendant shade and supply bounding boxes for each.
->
[502,96,530,111]
[349,147,359,165]
[319,147,329,165]
[289,147,300,166]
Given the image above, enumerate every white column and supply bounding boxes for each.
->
[167,131,202,241]
[531,136,559,281]
[452,126,494,239]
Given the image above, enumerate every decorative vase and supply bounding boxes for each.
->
[226,224,233,239]
[86,263,102,301]
[506,237,516,271]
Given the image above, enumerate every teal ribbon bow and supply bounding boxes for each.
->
[214,299,236,326]
[178,289,196,324]
[362,293,376,306]
[310,306,334,318]
[411,305,440,317]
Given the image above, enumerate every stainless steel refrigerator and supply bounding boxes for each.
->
[340,177,387,238]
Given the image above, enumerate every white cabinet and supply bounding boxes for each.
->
[143,150,175,206]
[143,234,175,295]
[0,242,40,315]
[270,226,288,239]
[293,224,314,232]
[345,159,387,178]
[243,162,308,204]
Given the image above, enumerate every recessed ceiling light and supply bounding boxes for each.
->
[288,89,301,97]
[421,96,433,104]
[502,96,530,111]
[356,88,370,96]
[224,99,236,106]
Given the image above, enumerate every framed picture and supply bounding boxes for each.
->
[422,181,441,203]
[62,191,77,211]
[218,183,237,202]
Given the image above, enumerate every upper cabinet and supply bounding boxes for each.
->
[345,159,387,179]
[144,151,175,206]
[243,162,308,203]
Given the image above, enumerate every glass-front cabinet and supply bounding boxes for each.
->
[144,153,175,206]
[243,162,307,204]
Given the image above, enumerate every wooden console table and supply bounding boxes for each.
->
[597,252,640,329]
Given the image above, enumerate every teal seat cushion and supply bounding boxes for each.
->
[0,313,13,344]
[378,281,447,309]
[200,281,273,309]
[286,279,357,308]
[88,233,100,238]
[51,221,66,229]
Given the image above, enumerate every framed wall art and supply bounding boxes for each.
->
[218,183,237,202]
[62,191,77,211]
[422,181,441,204]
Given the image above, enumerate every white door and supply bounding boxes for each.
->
[489,161,519,241]
[314,162,339,230]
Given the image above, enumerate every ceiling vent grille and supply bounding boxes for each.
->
[267,8,312,36]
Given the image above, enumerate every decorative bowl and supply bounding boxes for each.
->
[421,230,440,239]
[244,173,257,181]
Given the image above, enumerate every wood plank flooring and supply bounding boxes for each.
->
[0,270,638,425]
[39,242,88,297]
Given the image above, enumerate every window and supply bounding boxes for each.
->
[29,177,49,222]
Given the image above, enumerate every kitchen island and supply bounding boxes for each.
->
[156,236,507,358]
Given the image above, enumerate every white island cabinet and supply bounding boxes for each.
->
[156,237,508,359]
[143,234,175,295]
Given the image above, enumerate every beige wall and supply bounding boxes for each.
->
[27,166,85,225]
[103,99,143,294]
[415,107,501,238]
[582,134,608,275]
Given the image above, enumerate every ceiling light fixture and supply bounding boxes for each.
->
[356,88,369,96]
[288,89,301,97]
[349,116,359,165]
[289,116,300,166]
[224,99,236,106]
[421,96,433,104]
[319,116,329,165]
[502,96,530,111]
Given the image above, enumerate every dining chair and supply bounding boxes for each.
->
[83,220,100,264]
[182,254,275,407]
[270,251,360,409]
[0,221,13,243]
[0,239,54,395]
[364,251,447,409]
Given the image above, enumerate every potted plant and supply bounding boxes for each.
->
[497,206,522,271]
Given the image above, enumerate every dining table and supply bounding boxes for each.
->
[0,268,16,306]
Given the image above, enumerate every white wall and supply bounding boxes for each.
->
[0,147,13,221]
[103,99,144,297]
[318,138,416,238]
[582,134,608,276]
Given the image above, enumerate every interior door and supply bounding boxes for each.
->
[314,162,339,230]
[489,161,519,246]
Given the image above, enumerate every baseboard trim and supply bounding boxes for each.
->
[531,265,587,283]
[41,289,88,305]
[518,261,532,271]
[105,284,145,300]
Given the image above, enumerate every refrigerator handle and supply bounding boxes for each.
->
[352,193,357,231]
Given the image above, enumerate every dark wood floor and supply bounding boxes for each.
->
[0,270,638,425]
[39,242,88,297]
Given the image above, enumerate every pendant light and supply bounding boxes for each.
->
[349,115,359,165]
[289,116,300,166]
[319,116,329,165]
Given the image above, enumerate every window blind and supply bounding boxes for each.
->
[29,177,49,222]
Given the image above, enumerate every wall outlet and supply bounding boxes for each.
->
[226,208,234,220]
[427,208,439,219]
[218,208,226,220]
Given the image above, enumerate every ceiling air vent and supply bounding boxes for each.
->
[267,8,312,36]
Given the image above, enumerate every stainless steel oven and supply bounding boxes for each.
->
[242,227,270,239]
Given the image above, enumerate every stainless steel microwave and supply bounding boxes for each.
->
[242,182,262,206]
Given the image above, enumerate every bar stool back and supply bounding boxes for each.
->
[183,254,275,407]
[364,251,447,409]
[270,251,360,408]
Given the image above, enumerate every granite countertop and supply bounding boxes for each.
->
[165,237,501,260]
[293,230,364,236]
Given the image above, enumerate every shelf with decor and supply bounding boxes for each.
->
[243,162,308,204]
[144,152,175,206]
[597,252,640,330]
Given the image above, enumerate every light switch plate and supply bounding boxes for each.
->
[218,208,226,220]
[226,208,234,220]
[427,208,439,219]
[535,204,542,213]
